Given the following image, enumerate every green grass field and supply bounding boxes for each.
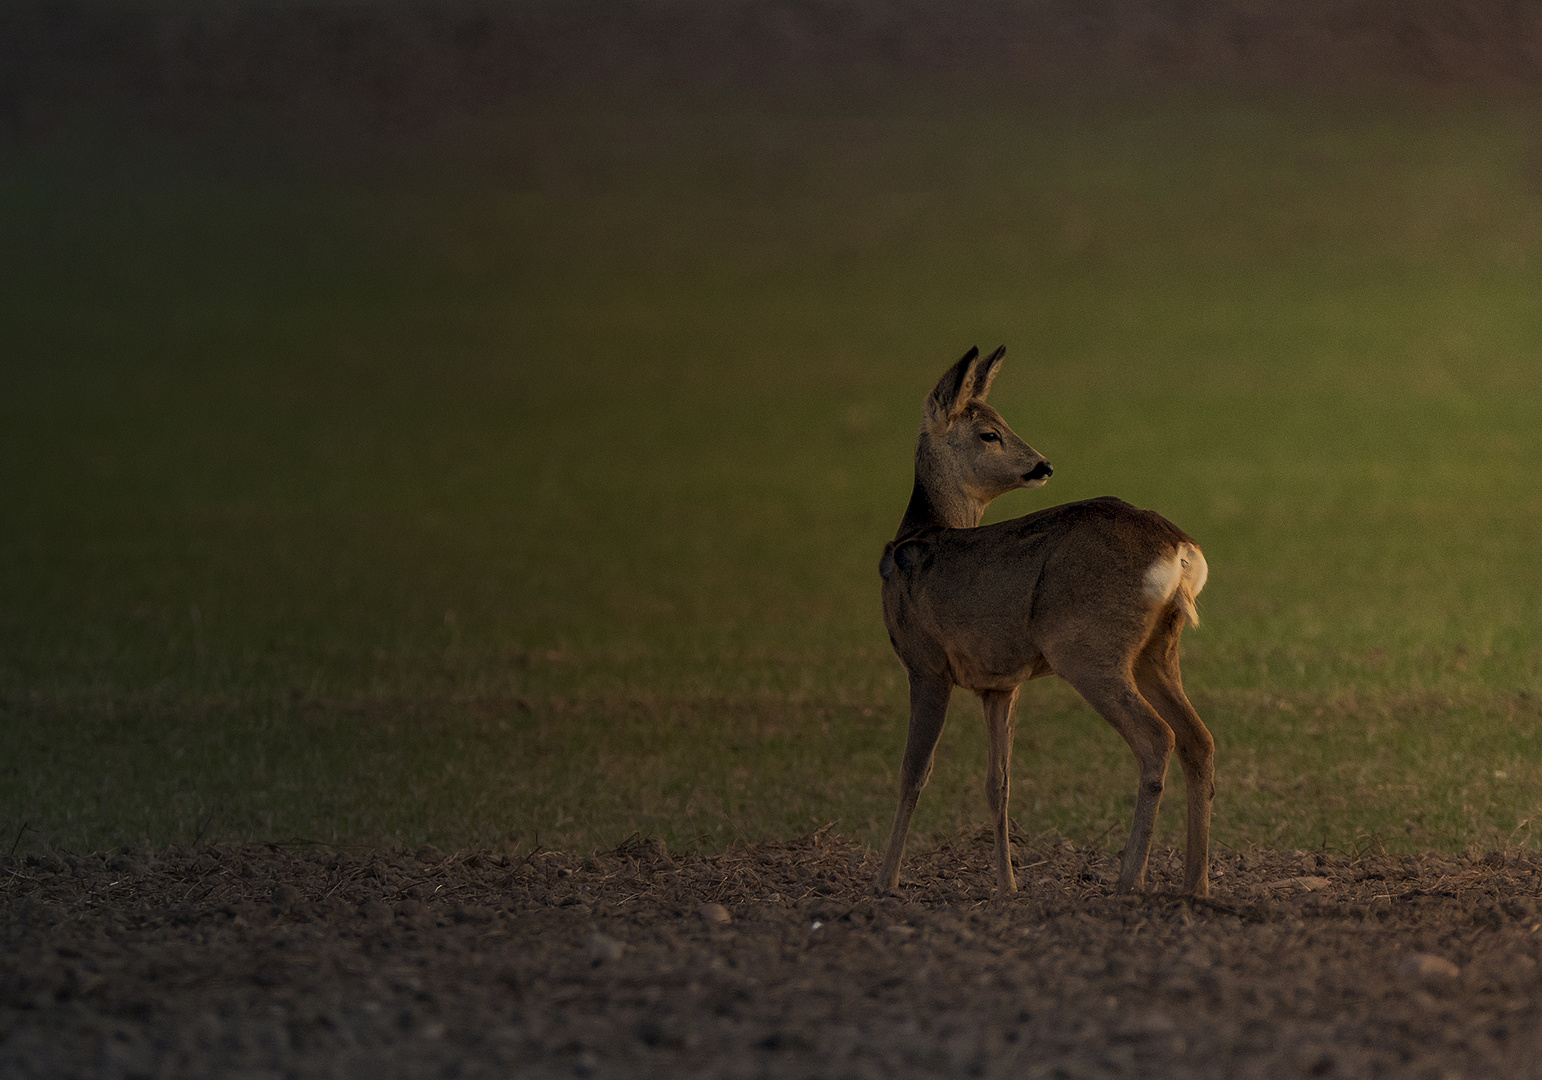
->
[3,87,1541,859]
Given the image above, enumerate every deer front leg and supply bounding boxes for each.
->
[981,687,1021,894]
[876,671,953,892]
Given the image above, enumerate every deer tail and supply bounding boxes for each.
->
[1144,541,1208,628]
[1174,542,1208,628]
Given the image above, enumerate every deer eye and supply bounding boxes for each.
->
[979,431,1001,443]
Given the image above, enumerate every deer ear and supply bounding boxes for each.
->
[970,346,1006,402]
[925,346,980,428]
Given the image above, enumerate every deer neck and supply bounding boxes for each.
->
[896,444,987,538]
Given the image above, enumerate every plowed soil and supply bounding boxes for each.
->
[4,836,1542,1079]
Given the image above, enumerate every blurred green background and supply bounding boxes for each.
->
[3,4,1542,861]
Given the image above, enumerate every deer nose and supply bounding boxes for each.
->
[1023,461,1052,482]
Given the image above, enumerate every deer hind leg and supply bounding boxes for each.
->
[876,671,953,892]
[1050,655,1175,893]
[1134,610,1215,897]
[981,687,1021,895]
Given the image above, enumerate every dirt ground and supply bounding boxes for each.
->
[4,836,1542,1079]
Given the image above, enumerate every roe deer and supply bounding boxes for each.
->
[877,346,1213,896]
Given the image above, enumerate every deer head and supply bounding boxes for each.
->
[901,346,1052,534]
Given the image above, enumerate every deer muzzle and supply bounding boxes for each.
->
[1022,461,1053,483]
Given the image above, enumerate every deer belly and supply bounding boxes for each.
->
[942,640,1044,692]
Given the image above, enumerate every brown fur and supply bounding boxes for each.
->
[878,347,1215,897]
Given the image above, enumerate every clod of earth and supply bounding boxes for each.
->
[1397,952,1462,984]
[585,930,627,964]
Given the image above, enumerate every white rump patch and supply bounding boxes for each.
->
[1144,543,1208,627]
[1143,553,1184,605]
